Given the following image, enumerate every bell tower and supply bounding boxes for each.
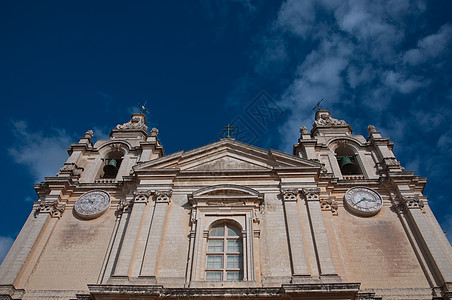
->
[294,109,452,299]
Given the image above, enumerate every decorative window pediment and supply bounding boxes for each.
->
[188,184,263,206]
[186,184,262,286]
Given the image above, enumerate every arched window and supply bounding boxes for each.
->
[206,222,243,281]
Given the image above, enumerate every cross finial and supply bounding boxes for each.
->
[138,101,150,115]
[221,124,236,139]
[312,98,324,111]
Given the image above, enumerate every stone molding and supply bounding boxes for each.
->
[82,283,361,299]
[34,200,66,218]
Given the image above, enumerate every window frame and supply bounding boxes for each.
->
[206,222,244,281]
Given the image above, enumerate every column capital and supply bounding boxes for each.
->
[133,190,153,204]
[281,189,298,202]
[395,196,424,211]
[34,200,65,218]
[155,190,172,203]
[301,188,320,201]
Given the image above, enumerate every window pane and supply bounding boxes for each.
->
[226,271,243,281]
[227,225,240,237]
[206,271,222,281]
[208,240,224,252]
[227,255,242,269]
[227,240,242,253]
[207,255,223,269]
[210,226,225,236]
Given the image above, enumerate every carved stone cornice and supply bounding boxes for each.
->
[34,200,66,218]
[301,188,320,202]
[281,189,298,202]
[155,190,172,203]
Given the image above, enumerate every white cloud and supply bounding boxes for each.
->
[0,236,14,264]
[404,24,452,65]
[8,120,74,182]
[277,0,317,38]
[383,70,423,94]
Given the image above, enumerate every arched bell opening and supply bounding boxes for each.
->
[335,144,362,175]
[102,151,124,179]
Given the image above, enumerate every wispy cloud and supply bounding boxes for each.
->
[8,120,74,182]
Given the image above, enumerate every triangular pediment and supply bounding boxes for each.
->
[134,139,321,173]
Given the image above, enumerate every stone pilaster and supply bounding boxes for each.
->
[395,195,452,285]
[140,190,172,278]
[302,188,338,277]
[113,190,152,277]
[281,189,310,276]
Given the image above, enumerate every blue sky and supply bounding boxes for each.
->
[1,0,452,262]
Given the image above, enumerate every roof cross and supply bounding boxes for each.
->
[221,124,236,139]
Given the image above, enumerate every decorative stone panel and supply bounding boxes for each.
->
[320,198,339,216]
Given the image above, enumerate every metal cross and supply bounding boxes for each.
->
[138,101,150,114]
[221,124,236,139]
[312,98,324,111]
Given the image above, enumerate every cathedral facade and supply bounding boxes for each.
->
[0,110,451,299]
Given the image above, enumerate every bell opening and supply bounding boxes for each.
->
[102,151,123,179]
[335,145,362,176]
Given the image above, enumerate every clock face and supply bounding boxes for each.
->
[74,190,111,219]
[344,187,383,216]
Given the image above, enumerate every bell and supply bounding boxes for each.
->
[339,156,354,169]
[338,156,356,175]
[103,159,118,178]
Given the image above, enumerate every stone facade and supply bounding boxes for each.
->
[0,111,451,299]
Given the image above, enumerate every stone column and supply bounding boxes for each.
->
[113,191,151,277]
[281,189,310,276]
[140,190,172,277]
[302,188,337,277]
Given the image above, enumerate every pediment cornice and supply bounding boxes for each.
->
[133,139,321,174]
